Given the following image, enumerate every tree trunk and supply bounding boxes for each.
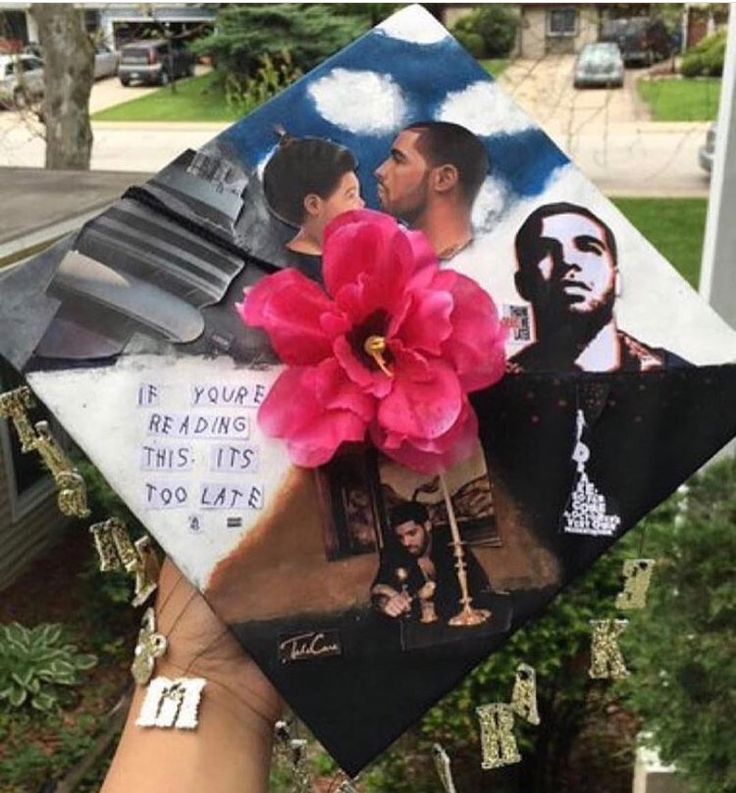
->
[31,4,94,170]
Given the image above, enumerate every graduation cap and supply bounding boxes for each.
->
[2,5,736,776]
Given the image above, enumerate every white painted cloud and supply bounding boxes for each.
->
[377,4,450,45]
[472,175,509,236]
[308,69,408,136]
[437,80,534,137]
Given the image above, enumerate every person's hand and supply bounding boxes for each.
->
[101,557,283,793]
[383,591,412,618]
[152,556,282,726]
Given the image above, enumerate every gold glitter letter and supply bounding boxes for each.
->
[615,559,655,610]
[476,703,521,770]
[511,663,540,725]
[589,619,629,679]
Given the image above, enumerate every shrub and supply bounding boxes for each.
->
[681,30,727,77]
[455,30,486,59]
[363,530,637,792]
[0,623,97,712]
[191,5,371,81]
[619,459,736,793]
[453,5,519,59]
[224,52,302,118]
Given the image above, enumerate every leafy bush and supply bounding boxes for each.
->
[191,5,371,81]
[619,459,736,793]
[363,531,637,792]
[0,623,97,711]
[453,5,519,59]
[681,30,727,77]
[455,30,485,59]
[225,52,302,118]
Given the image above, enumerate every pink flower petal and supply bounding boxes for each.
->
[371,401,479,475]
[441,273,507,392]
[389,288,454,355]
[377,351,463,441]
[258,363,371,467]
[240,269,342,365]
[323,210,418,319]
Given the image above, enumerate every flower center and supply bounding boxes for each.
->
[348,310,394,377]
[363,335,393,378]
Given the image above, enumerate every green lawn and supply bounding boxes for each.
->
[92,72,239,123]
[480,59,509,79]
[612,197,707,287]
[637,77,721,122]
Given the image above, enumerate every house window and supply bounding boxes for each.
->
[547,8,578,37]
[0,360,54,521]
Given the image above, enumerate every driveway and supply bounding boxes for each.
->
[498,54,709,197]
[499,54,650,136]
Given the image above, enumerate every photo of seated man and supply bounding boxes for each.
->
[262,130,365,278]
[508,202,692,373]
[371,501,493,624]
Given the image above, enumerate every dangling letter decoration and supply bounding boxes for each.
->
[136,677,206,729]
[433,743,458,793]
[510,663,540,725]
[615,559,655,611]
[0,387,90,518]
[131,607,168,685]
[476,703,521,770]
[89,519,160,606]
[589,619,629,680]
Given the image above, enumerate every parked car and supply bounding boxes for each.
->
[0,54,44,109]
[600,17,671,66]
[699,123,717,174]
[118,40,195,87]
[574,43,624,88]
[94,45,118,80]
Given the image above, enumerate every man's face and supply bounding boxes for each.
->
[530,212,616,316]
[394,519,430,557]
[374,130,431,225]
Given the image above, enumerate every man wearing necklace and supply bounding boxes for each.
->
[374,121,488,261]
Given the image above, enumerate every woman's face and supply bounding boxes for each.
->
[317,171,365,228]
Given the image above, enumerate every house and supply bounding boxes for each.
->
[0,3,215,51]
[0,169,139,590]
[0,360,67,590]
[515,5,601,59]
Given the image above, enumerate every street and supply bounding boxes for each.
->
[0,58,711,197]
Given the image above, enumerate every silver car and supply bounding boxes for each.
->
[574,42,625,89]
[94,45,119,80]
[698,123,716,174]
[0,54,44,109]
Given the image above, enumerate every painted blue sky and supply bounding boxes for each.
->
[219,9,569,213]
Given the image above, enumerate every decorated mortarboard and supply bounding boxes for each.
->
[2,5,736,776]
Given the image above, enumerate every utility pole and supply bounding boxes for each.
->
[699,4,736,329]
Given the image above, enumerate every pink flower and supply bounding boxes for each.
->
[238,209,506,474]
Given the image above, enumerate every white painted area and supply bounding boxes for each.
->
[376,4,450,45]
[27,355,292,590]
[699,6,736,330]
[633,744,689,793]
[308,69,408,136]
[452,164,736,365]
[471,175,510,235]
[437,81,534,137]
